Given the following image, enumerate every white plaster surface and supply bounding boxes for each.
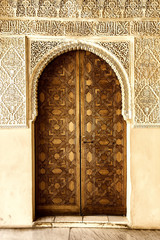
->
[130,127,160,229]
[0,129,32,227]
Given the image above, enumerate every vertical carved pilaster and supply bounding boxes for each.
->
[0,37,26,127]
[135,38,160,125]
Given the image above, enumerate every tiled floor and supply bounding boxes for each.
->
[1,228,160,240]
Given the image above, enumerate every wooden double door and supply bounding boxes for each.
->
[35,50,126,216]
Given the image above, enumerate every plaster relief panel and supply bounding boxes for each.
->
[103,0,122,18]
[135,38,160,126]
[0,19,131,36]
[59,0,78,18]
[98,42,130,75]
[38,0,57,17]
[124,0,143,18]
[16,0,36,17]
[145,0,160,18]
[30,39,130,77]
[130,21,160,37]
[0,0,15,17]
[0,37,26,127]
[0,0,160,18]
[30,40,62,73]
[0,19,160,37]
[81,0,100,18]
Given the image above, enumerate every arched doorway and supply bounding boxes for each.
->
[35,50,126,217]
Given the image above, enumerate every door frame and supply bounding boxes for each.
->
[29,39,132,222]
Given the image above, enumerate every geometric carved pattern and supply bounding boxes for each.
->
[99,42,130,75]
[30,40,130,77]
[124,0,143,18]
[31,41,62,73]
[59,0,78,18]
[0,37,26,127]
[134,38,160,126]
[35,50,126,215]
[35,51,80,215]
[0,0,14,17]
[16,0,36,17]
[145,0,160,18]
[81,0,100,18]
[81,51,126,215]
[0,0,159,18]
[103,0,122,18]
[38,0,57,17]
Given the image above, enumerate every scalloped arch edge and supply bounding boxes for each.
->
[30,40,132,122]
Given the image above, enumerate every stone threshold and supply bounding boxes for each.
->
[33,216,129,228]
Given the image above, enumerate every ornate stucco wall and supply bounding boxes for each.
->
[0,0,160,228]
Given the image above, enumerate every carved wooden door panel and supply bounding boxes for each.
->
[35,50,126,216]
[80,51,126,215]
[35,51,80,216]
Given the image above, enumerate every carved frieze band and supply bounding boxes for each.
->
[0,0,160,19]
[0,37,26,127]
[30,40,131,122]
[0,19,160,37]
[135,38,160,126]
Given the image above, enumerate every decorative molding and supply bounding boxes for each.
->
[29,40,131,122]
[0,37,26,127]
[134,38,160,126]
[0,19,160,36]
[0,0,160,18]
[0,19,130,36]
[130,21,160,36]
